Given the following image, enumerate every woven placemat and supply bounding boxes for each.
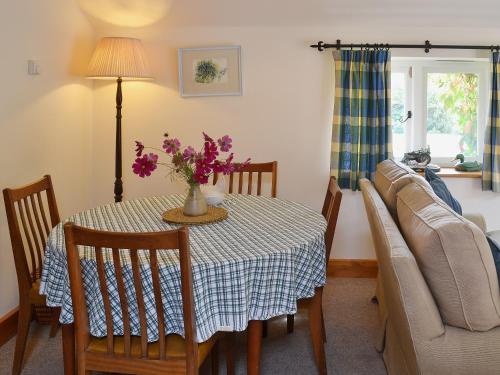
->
[162,206,228,225]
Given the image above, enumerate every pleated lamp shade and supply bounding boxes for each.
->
[87,37,152,79]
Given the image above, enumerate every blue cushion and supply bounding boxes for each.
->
[486,235,500,287]
[424,168,462,215]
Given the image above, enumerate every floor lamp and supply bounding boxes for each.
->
[87,37,151,203]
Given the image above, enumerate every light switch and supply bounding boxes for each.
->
[28,60,40,75]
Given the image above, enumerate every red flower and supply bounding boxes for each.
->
[135,141,144,157]
[203,132,214,142]
[132,153,158,178]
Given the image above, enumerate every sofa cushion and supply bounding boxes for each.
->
[374,160,431,218]
[397,182,500,331]
[374,159,415,194]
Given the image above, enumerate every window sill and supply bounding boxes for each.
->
[417,168,481,179]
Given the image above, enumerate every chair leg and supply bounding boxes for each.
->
[247,321,263,375]
[286,314,294,334]
[211,340,219,375]
[225,334,234,375]
[308,288,327,375]
[12,300,33,375]
[262,320,268,338]
[49,307,61,338]
[321,308,327,343]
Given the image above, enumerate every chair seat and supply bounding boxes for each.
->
[29,279,46,305]
[87,333,217,367]
[297,297,313,309]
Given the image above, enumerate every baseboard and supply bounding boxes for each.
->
[0,307,18,347]
[328,259,378,278]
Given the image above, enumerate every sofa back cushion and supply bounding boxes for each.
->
[397,182,500,331]
[374,159,431,219]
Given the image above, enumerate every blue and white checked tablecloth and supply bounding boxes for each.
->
[40,194,327,343]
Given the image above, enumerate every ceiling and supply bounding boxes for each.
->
[78,0,500,30]
[163,0,500,28]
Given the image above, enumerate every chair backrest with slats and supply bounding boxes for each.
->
[3,175,60,291]
[213,161,278,197]
[64,224,198,368]
[322,177,343,261]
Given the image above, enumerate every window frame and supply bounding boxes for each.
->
[392,58,489,167]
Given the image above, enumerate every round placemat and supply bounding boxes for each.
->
[162,206,228,225]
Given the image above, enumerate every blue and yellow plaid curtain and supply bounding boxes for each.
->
[331,50,392,190]
[483,52,500,192]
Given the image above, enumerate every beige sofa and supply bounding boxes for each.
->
[360,160,500,375]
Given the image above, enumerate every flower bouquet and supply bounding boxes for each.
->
[133,132,249,216]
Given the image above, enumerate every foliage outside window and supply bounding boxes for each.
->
[391,59,487,165]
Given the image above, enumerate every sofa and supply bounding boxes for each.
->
[360,159,500,375]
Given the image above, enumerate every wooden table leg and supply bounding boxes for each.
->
[247,320,263,375]
[308,288,327,375]
[62,323,75,375]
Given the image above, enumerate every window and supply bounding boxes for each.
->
[391,59,488,165]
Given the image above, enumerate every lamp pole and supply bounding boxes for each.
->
[86,37,151,203]
[114,77,123,203]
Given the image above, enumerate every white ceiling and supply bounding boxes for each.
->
[162,0,500,28]
[78,0,500,30]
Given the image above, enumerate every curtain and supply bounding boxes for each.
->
[331,49,392,190]
[483,52,500,192]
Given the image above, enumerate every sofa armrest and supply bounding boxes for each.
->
[463,213,487,233]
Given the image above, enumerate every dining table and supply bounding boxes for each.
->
[40,193,327,375]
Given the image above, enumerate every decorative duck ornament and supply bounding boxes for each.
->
[452,154,482,172]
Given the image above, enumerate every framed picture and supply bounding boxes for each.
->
[178,46,242,97]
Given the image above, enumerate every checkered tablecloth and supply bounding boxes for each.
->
[40,194,327,342]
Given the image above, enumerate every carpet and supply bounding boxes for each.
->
[0,278,386,375]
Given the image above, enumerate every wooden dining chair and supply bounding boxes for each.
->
[213,161,278,197]
[3,175,61,375]
[64,223,229,375]
[286,176,343,336]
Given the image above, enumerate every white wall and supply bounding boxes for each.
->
[89,24,500,260]
[0,0,95,317]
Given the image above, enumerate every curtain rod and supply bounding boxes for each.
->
[310,40,500,53]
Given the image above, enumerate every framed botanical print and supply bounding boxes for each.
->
[178,46,242,97]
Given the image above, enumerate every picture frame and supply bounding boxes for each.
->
[178,46,242,97]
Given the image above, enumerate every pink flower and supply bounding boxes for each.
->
[217,135,232,152]
[203,141,219,163]
[163,138,181,154]
[135,141,144,157]
[132,153,158,178]
[182,146,196,162]
[213,153,239,175]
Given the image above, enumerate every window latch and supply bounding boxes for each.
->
[398,110,412,123]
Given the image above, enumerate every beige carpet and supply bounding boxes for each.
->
[0,278,386,375]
